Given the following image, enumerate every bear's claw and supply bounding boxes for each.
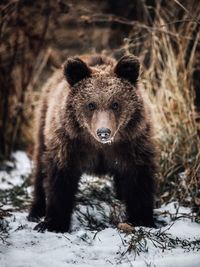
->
[34,220,69,233]
[34,221,49,233]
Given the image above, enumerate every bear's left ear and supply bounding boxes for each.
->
[114,55,140,85]
[64,57,92,86]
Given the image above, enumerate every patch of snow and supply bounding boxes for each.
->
[160,202,191,215]
[0,151,32,190]
[0,211,200,267]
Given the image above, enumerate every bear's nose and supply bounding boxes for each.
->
[97,127,111,141]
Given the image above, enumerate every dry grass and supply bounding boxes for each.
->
[123,1,200,215]
[0,1,53,158]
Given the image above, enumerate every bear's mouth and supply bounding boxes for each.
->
[99,137,114,144]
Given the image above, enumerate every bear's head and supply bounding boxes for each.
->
[64,55,145,144]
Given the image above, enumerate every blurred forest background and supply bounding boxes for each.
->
[0,0,199,219]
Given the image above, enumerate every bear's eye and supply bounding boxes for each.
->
[88,102,96,111]
[111,101,119,111]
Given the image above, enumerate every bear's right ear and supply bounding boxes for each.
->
[64,57,92,86]
[114,55,140,85]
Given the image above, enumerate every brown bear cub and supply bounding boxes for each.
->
[28,54,158,233]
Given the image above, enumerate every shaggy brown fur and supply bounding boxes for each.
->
[28,54,158,233]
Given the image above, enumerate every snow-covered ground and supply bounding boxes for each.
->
[0,151,200,267]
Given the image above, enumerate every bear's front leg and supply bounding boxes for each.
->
[122,165,155,227]
[34,164,80,233]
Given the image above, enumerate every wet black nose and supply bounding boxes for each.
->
[97,127,111,140]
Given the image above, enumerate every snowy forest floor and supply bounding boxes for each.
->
[0,151,200,267]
